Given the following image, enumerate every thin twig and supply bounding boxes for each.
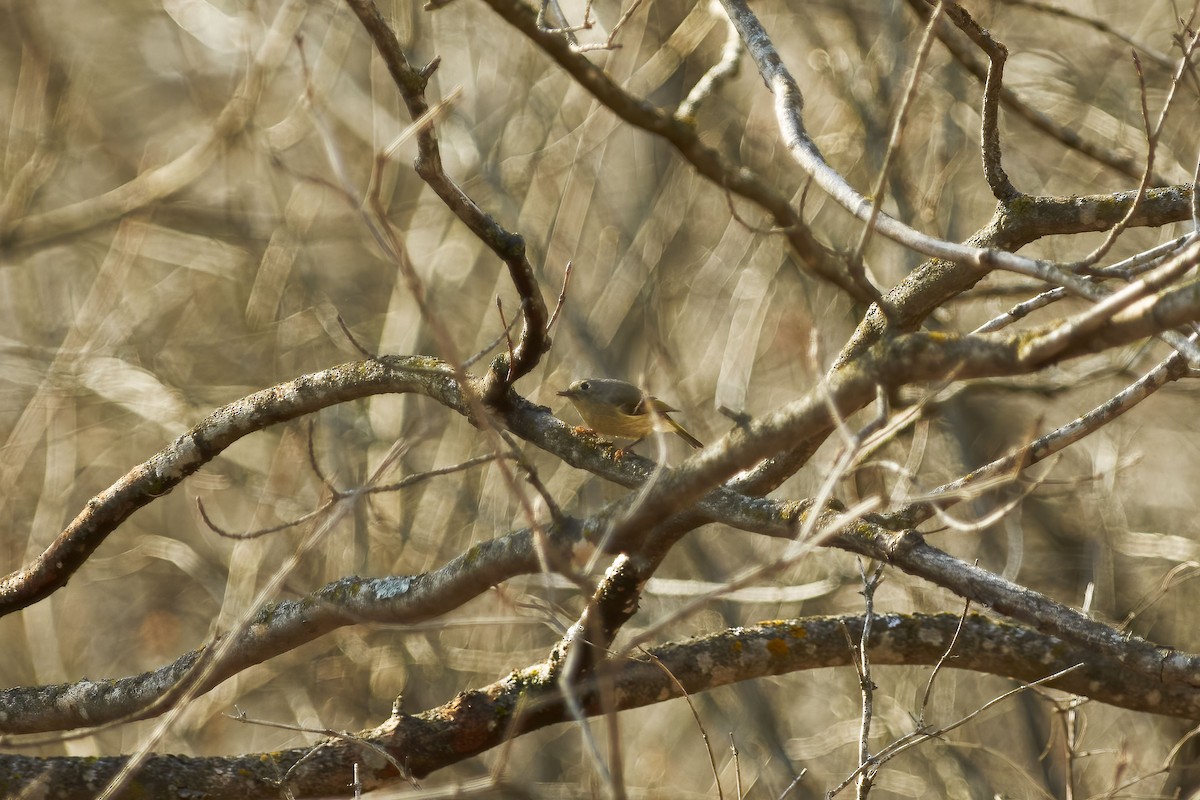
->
[890,332,1195,528]
[545,260,573,334]
[919,599,971,723]
[1067,14,1200,272]
[852,0,945,266]
[676,8,744,122]
[336,313,379,359]
[826,663,1086,798]
[225,707,415,789]
[639,647,724,800]
[853,562,886,800]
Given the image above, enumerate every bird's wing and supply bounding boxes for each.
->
[638,395,680,415]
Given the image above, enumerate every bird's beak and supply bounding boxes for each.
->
[556,389,574,398]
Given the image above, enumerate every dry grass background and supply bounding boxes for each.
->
[2,0,1200,796]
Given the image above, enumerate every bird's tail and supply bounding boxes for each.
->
[668,418,703,449]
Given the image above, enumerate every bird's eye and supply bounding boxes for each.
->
[579,381,590,391]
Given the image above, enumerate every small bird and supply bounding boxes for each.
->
[557,378,703,449]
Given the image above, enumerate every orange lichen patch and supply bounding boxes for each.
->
[766,638,790,657]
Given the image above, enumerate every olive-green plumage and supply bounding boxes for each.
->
[557,378,703,448]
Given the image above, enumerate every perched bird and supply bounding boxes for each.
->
[557,378,703,449]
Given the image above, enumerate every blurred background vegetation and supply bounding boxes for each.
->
[2,0,1200,796]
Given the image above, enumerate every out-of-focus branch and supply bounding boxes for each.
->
[0,0,306,250]
[999,0,1175,71]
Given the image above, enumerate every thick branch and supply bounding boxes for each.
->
[0,357,465,617]
[4,614,1196,798]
